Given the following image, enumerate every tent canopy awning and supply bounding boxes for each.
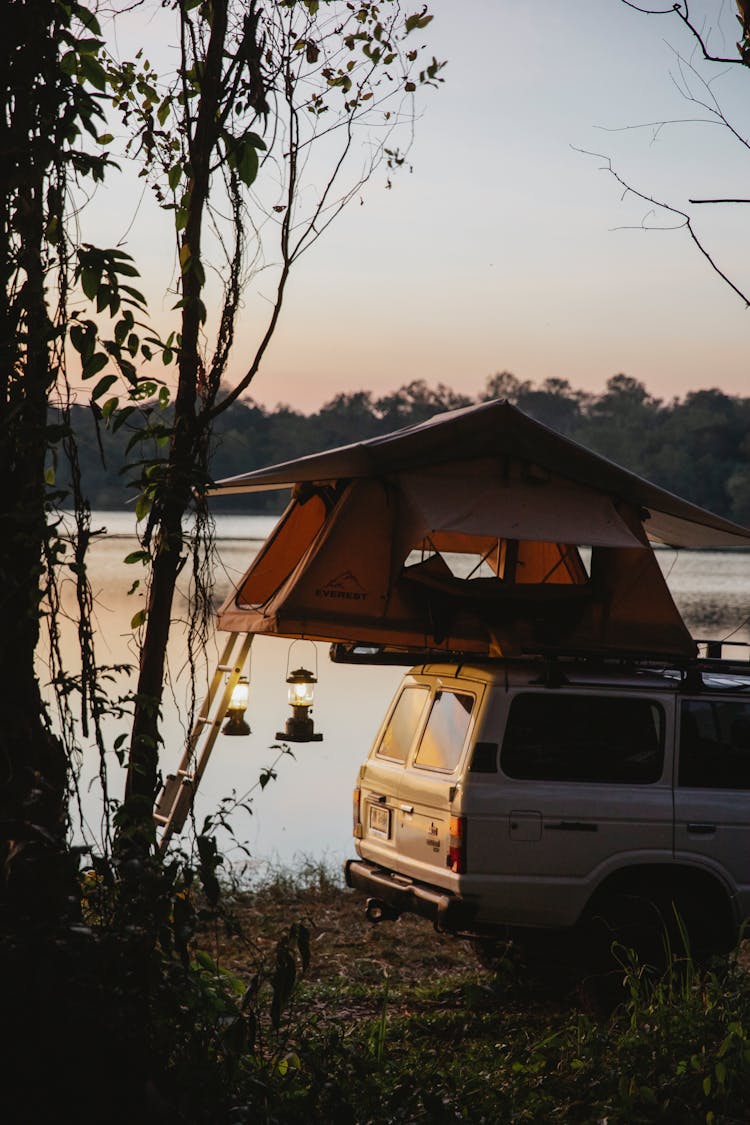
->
[210,399,750,549]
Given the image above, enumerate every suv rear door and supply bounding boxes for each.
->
[357,679,430,868]
[396,676,484,885]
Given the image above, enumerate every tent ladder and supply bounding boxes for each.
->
[154,632,254,853]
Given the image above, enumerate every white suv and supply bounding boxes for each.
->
[346,656,750,982]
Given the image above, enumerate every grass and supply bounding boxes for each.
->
[190,863,750,1124]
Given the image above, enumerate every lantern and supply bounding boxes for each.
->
[276,644,323,743]
[222,675,251,736]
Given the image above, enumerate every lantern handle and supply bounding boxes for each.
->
[285,638,318,679]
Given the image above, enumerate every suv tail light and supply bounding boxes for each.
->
[352,787,363,838]
[447,815,466,873]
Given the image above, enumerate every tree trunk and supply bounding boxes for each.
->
[123,0,230,846]
[0,0,70,921]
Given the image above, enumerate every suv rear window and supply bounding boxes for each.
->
[376,686,429,762]
[501,693,664,783]
[679,699,750,789]
[414,691,474,772]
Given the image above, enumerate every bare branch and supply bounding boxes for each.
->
[621,0,745,65]
[576,146,750,307]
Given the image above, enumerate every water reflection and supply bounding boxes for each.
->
[45,514,750,869]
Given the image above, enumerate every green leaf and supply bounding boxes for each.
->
[97,133,114,145]
[124,550,150,565]
[119,285,147,304]
[70,324,91,357]
[79,52,108,91]
[168,164,182,191]
[405,12,433,33]
[237,142,259,187]
[112,405,136,432]
[134,493,151,521]
[81,265,101,300]
[130,609,147,630]
[91,373,117,401]
[75,37,104,55]
[81,352,109,380]
[244,131,267,152]
[194,949,217,972]
[60,50,77,76]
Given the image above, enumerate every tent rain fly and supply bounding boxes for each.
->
[211,400,750,661]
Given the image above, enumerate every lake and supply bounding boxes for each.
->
[48,512,750,874]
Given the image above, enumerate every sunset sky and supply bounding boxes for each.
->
[94,1,750,413]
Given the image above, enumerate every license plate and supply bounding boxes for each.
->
[368,803,391,839]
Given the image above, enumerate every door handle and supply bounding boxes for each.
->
[545,820,598,833]
[687,822,716,836]
[399,803,414,814]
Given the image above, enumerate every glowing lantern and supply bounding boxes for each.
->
[222,675,251,736]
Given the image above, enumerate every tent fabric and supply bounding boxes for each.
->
[216,477,695,659]
[398,461,644,548]
[213,400,750,660]
[210,398,750,549]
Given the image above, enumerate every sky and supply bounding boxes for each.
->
[92,1,750,413]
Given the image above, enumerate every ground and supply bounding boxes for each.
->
[189,870,750,1123]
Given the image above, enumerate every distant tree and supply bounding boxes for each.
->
[316,390,380,448]
[481,370,532,403]
[515,377,588,436]
[575,374,663,475]
[375,378,472,428]
[728,465,750,524]
[652,388,745,514]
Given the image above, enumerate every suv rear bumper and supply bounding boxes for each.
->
[344,858,477,932]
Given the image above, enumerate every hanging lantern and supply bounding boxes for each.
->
[222,675,251,736]
[276,644,323,743]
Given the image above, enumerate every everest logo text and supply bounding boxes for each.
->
[316,571,368,601]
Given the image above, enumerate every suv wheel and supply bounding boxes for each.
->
[575,889,681,1014]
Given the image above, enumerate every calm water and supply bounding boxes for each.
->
[48,512,750,871]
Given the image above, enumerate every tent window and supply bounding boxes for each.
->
[403,537,589,584]
[237,492,327,607]
[404,548,496,579]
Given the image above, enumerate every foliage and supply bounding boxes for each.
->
[192,888,750,1125]
[125,877,750,1125]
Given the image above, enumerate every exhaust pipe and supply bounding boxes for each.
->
[365,897,400,924]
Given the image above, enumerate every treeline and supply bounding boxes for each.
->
[64,372,750,522]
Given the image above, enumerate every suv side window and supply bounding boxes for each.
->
[414,691,474,772]
[501,693,664,783]
[679,699,750,789]
[376,686,429,762]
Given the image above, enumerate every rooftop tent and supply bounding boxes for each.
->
[210,399,750,660]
